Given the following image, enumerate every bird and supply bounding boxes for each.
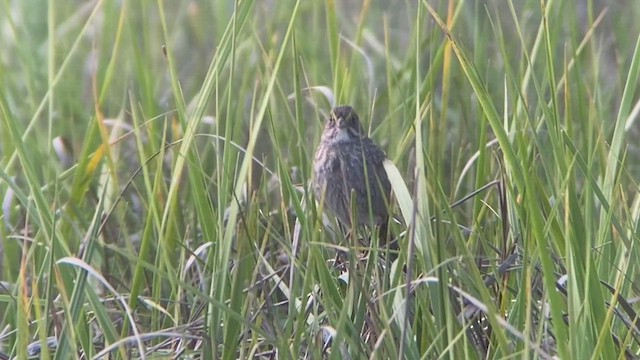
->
[312,105,395,250]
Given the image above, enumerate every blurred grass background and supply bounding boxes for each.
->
[1,0,640,358]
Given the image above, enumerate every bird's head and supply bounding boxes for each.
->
[322,105,365,143]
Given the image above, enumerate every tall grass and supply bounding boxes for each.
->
[1,0,640,359]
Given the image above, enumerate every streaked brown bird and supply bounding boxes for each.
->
[312,105,394,247]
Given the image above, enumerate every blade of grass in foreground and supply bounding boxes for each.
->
[140,2,255,359]
[424,2,567,357]
[599,33,640,247]
[199,1,300,358]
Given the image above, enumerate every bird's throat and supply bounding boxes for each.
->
[328,127,359,143]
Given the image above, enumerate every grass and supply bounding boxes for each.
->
[1,0,640,358]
